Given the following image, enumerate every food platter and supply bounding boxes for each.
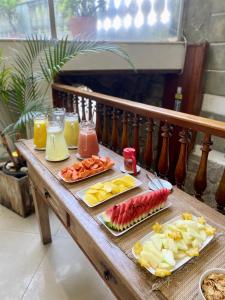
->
[76,174,142,208]
[132,214,215,276]
[98,200,171,237]
[58,155,114,183]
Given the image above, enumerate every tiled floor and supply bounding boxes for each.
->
[0,204,116,300]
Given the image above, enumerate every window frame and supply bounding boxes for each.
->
[0,0,185,42]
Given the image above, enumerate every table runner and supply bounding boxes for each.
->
[153,234,225,299]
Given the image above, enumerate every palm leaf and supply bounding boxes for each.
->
[40,37,134,83]
[1,35,134,136]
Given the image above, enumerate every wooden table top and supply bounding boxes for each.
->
[16,139,225,300]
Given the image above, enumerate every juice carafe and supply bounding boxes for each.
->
[64,113,79,149]
[45,121,69,162]
[33,114,48,150]
[52,107,66,128]
[78,121,99,158]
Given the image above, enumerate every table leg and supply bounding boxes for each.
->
[30,182,52,244]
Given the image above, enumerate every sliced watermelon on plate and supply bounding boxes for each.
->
[102,188,170,231]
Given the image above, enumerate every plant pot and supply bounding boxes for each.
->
[2,161,27,179]
[0,162,33,217]
[68,16,97,38]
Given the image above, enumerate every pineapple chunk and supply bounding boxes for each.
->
[152,222,163,233]
[84,194,99,205]
[155,268,171,277]
[133,242,143,256]
[138,257,151,269]
[91,182,104,189]
[167,231,182,241]
[186,247,199,257]
[182,212,193,220]
[198,216,206,225]
[205,226,216,236]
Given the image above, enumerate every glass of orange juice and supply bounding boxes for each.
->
[33,114,48,150]
[64,113,79,149]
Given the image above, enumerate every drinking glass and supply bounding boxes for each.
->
[33,114,48,150]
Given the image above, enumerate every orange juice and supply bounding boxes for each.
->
[78,121,99,158]
[33,115,48,150]
[64,113,79,149]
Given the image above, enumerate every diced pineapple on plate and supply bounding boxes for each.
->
[76,174,142,207]
[132,213,216,277]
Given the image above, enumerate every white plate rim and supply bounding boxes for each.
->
[76,174,143,208]
[148,178,173,191]
[45,154,70,162]
[120,165,141,174]
[131,214,214,275]
[97,200,172,237]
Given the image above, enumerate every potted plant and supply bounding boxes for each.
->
[58,0,106,38]
[0,35,133,217]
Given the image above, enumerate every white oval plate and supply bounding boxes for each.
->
[148,178,173,191]
[98,199,171,237]
[132,214,214,276]
[75,174,142,208]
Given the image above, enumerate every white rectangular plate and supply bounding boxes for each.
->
[58,166,113,183]
[97,201,171,237]
[132,214,214,276]
[76,174,143,208]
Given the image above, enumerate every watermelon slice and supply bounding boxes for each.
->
[102,188,170,231]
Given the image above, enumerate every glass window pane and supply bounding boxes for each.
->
[54,0,183,42]
[0,0,51,39]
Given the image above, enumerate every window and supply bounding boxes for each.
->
[0,0,51,38]
[55,0,184,41]
[0,0,184,42]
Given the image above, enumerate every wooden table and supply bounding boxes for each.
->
[16,140,225,300]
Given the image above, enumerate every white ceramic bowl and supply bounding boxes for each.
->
[199,268,225,299]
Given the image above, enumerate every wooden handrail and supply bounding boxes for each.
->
[52,82,225,212]
[52,83,225,139]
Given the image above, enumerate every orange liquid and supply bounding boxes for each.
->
[33,120,47,149]
[78,131,99,158]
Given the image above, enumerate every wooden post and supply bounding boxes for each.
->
[30,181,52,244]
[111,107,118,151]
[81,97,86,121]
[102,105,109,146]
[121,111,128,151]
[216,169,225,213]
[175,129,190,188]
[96,103,102,141]
[158,122,171,178]
[194,134,212,201]
[143,119,154,170]
[133,114,139,161]
[88,99,93,121]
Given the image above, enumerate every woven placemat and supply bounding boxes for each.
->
[152,233,225,300]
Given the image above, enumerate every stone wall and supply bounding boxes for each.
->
[184,149,224,209]
[182,0,225,206]
[184,0,225,128]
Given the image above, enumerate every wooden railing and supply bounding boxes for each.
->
[52,83,225,213]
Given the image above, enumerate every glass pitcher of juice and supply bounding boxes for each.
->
[52,107,66,128]
[64,113,79,149]
[78,121,99,158]
[33,114,48,150]
[45,121,69,162]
